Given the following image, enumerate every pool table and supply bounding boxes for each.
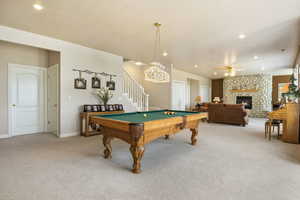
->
[90,110,208,173]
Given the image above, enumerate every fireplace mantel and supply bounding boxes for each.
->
[229,89,259,93]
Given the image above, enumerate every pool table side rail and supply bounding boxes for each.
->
[90,116,131,132]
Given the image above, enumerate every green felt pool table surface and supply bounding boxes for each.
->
[96,110,202,123]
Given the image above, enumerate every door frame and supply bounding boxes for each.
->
[7,63,48,137]
[199,85,211,102]
[47,64,60,136]
[171,80,186,110]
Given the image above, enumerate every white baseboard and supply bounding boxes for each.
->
[59,132,79,138]
[0,134,10,139]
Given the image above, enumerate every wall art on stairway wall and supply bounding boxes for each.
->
[74,78,87,89]
[106,75,115,90]
[92,77,101,88]
[73,70,87,89]
[73,68,116,90]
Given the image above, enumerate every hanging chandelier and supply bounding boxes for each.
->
[144,23,170,83]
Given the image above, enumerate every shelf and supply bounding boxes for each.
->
[229,89,259,93]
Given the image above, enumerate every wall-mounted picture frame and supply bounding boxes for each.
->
[106,81,115,90]
[74,78,87,89]
[106,75,115,90]
[92,77,101,89]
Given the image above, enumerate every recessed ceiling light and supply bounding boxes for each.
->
[238,34,246,39]
[33,3,44,10]
[135,62,143,66]
[253,56,259,60]
[162,51,168,57]
[194,65,198,68]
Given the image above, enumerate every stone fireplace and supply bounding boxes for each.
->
[236,96,252,109]
[223,74,272,117]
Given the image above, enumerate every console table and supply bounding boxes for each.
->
[80,111,124,137]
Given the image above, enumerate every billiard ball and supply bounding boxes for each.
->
[143,114,147,118]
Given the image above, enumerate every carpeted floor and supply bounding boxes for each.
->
[1,118,300,200]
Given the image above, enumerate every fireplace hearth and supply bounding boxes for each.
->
[236,96,252,109]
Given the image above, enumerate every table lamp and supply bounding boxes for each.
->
[213,97,221,103]
[194,96,202,107]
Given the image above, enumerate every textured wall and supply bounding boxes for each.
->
[223,75,272,117]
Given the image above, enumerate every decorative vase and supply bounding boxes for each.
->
[103,101,108,107]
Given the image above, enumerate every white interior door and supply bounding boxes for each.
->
[172,81,186,110]
[200,85,210,102]
[47,64,59,136]
[8,64,46,136]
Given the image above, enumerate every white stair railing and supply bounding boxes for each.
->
[123,70,149,111]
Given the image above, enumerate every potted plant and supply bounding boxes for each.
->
[282,74,300,103]
[95,87,113,106]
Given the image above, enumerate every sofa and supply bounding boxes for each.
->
[193,103,209,112]
[208,103,249,126]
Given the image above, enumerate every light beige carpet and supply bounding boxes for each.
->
[1,119,300,200]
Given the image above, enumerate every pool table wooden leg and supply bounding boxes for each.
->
[103,135,113,159]
[130,145,145,174]
[190,128,198,145]
[165,135,170,139]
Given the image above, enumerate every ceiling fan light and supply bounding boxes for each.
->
[238,34,246,39]
[135,62,143,66]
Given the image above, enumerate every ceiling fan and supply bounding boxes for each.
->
[214,65,244,77]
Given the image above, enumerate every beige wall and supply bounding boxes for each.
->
[172,68,211,86]
[123,62,212,110]
[123,61,144,84]
[123,61,172,109]
[172,68,211,107]
[48,51,60,66]
[0,26,138,137]
[0,40,50,135]
[189,79,199,107]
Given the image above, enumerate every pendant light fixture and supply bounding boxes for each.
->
[144,23,170,83]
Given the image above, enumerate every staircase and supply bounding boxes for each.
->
[123,70,149,111]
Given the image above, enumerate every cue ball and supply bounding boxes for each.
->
[143,114,147,117]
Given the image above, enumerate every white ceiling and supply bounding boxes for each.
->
[0,0,299,78]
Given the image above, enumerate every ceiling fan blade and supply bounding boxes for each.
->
[214,66,231,70]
